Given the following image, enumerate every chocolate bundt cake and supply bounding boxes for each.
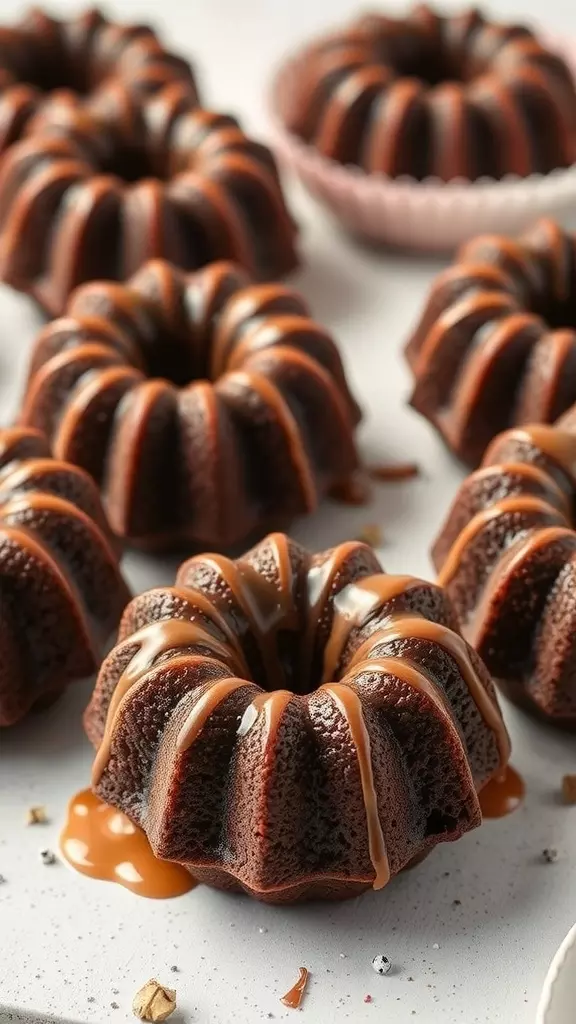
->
[84,532,509,903]
[283,6,576,182]
[21,259,360,550]
[0,426,129,726]
[433,421,576,729]
[407,219,576,466]
[0,9,296,314]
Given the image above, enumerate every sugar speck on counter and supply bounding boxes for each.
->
[258,927,268,934]
[432,943,440,950]
[372,955,392,975]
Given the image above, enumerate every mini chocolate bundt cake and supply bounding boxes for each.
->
[433,420,576,729]
[283,6,576,181]
[21,259,360,550]
[407,219,576,466]
[0,8,297,313]
[0,426,129,726]
[84,532,509,903]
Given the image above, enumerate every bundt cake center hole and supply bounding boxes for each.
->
[372,29,487,85]
[96,140,166,185]
[138,324,207,387]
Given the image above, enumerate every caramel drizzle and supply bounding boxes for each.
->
[346,614,510,765]
[467,525,576,648]
[341,654,479,826]
[437,494,567,587]
[92,618,247,784]
[497,425,576,480]
[321,574,421,682]
[177,677,252,751]
[230,368,317,510]
[280,967,310,1009]
[237,689,293,741]
[321,682,390,890]
[199,538,298,689]
[469,461,570,517]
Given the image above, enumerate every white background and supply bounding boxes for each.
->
[1,2,576,1023]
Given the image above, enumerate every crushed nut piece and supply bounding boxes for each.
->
[541,848,559,864]
[356,524,383,548]
[133,980,177,1022]
[39,848,56,865]
[562,774,576,804]
[27,806,48,825]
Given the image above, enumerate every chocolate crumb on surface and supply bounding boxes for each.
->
[541,848,559,864]
[369,462,420,483]
[562,774,576,804]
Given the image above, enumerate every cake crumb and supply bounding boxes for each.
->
[169,965,179,973]
[0,873,6,884]
[87,997,95,1004]
[133,980,176,1022]
[27,805,48,826]
[369,462,420,483]
[541,848,559,864]
[39,848,56,865]
[356,524,383,548]
[562,774,576,804]
[453,899,461,906]
[364,994,373,1003]
[110,1002,119,1010]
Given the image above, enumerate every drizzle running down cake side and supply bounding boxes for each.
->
[84,532,509,903]
[282,6,576,182]
[0,426,130,726]
[433,420,576,728]
[0,8,297,312]
[20,258,361,550]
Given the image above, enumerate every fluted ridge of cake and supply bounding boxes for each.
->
[433,421,576,727]
[0,426,130,725]
[21,259,360,550]
[407,219,576,466]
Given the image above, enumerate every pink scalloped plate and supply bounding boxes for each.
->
[269,35,576,252]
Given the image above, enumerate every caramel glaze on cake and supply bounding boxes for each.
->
[283,5,576,182]
[21,259,360,551]
[433,420,576,729]
[84,532,509,903]
[0,426,129,726]
[0,8,297,314]
[407,219,576,466]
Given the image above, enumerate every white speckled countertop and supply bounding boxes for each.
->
[1,2,576,1022]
